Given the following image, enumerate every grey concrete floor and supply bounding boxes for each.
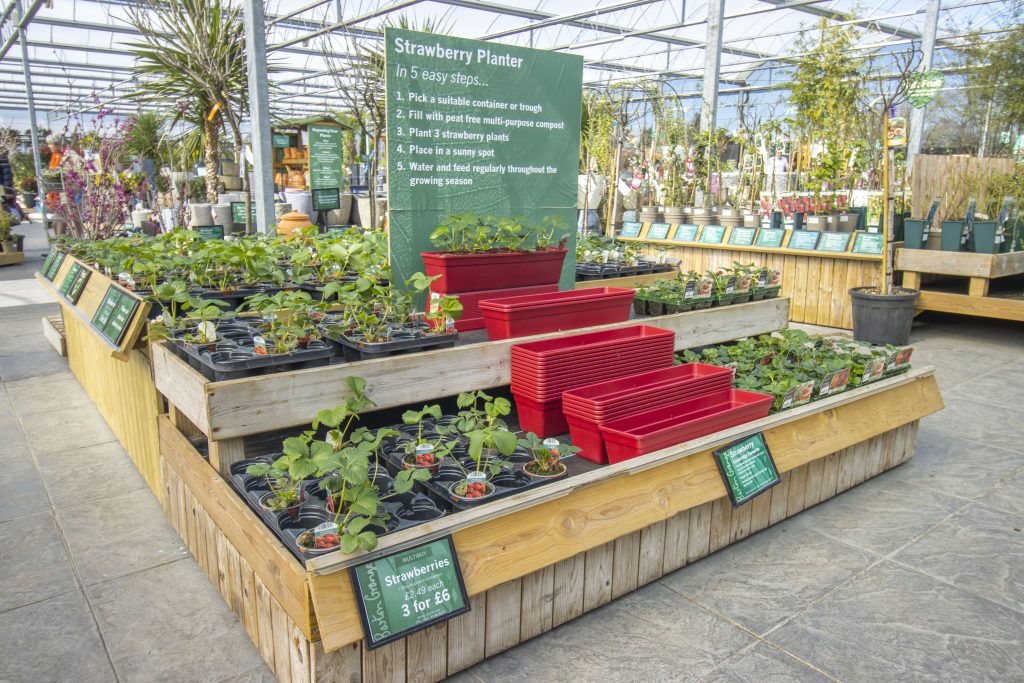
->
[1,220,1023,682]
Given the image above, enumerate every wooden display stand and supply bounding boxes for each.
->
[897,248,1024,322]
[158,367,942,683]
[617,224,883,329]
[35,254,164,498]
[0,249,24,266]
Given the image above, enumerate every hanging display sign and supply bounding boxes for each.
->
[272,134,291,148]
[620,221,642,238]
[58,263,83,297]
[908,71,944,109]
[727,227,756,246]
[817,232,852,253]
[385,27,583,290]
[673,224,699,242]
[713,432,781,506]
[231,201,257,224]
[91,286,140,346]
[309,124,345,192]
[852,232,884,255]
[699,226,726,244]
[350,536,470,650]
[647,223,671,240]
[194,225,225,240]
[888,117,907,147]
[43,250,66,281]
[66,267,91,305]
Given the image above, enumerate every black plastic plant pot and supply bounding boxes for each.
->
[632,297,648,316]
[664,301,692,314]
[711,294,734,308]
[171,338,336,381]
[326,331,458,362]
[849,287,919,346]
[645,299,666,316]
[401,452,442,476]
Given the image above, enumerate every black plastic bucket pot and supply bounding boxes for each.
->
[940,221,965,252]
[968,221,999,254]
[850,287,919,346]
[903,219,928,249]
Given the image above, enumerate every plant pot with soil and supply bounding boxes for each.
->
[518,433,578,480]
[849,286,919,346]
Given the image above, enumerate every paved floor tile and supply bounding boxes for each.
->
[58,487,187,586]
[921,397,1024,455]
[216,666,277,683]
[699,642,832,682]
[767,561,1024,682]
[784,474,968,555]
[0,511,78,612]
[0,331,57,358]
[0,591,116,683]
[894,504,1024,613]
[87,559,267,683]
[0,349,72,381]
[978,467,1024,518]
[942,364,1024,410]
[659,520,875,635]
[465,582,754,682]
[0,455,51,523]
[19,405,117,454]
[36,440,147,507]
[5,371,93,417]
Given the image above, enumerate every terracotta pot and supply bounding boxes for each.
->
[277,210,313,237]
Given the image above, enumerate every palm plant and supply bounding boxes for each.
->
[125,0,257,232]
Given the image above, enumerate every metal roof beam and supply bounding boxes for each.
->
[755,0,922,40]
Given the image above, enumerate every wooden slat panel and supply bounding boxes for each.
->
[768,471,792,526]
[484,580,522,657]
[255,581,278,674]
[786,460,808,515]
[915,290,1024,322]
[638,520,666,586]
[820,452,840,501]
[445,592,486,674]
[803,456,825,508]
[289,622,312,683]
[747,487,773,535]
[271,595,294,683]
[312,641,361,683]
[551,554,585,627]
[583,541,614,611]
[519,565,555,641]
[686,501,712,562]
[405,623,447,683]
[661,509,690,573]
[708,497,734,553]
[362,640,404,683]
[611,530,641,599]
[830,259,848,327]
[729,498,752,544]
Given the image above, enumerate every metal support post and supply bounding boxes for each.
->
[17,0,47,229]
[243,0,276,234]
[699,0,724,134]
[907,0,940,166]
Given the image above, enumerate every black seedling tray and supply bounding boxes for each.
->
[169,335,335,381]
[228,456,449,561]
[321,329,458,362]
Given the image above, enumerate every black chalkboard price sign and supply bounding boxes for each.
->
[350,536,470,650]
[194,225,225,240]
[713,432,781,506]
[312,188,341,212]
[91,286,140,346]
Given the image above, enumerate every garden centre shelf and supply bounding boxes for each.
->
[897,248,1024,323]
[157,365,942,682]
[615,223,883,330]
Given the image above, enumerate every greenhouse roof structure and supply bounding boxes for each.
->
[0,0,1015,126]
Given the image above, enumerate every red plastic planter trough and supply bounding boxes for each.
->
[599,389,773,464]
[510,325,676,437]
[421,248,568,294]
[480,288,635,340]
[433,284,558,331]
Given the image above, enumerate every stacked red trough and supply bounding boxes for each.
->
[510,325,676,438]
[480,287,635,340]
[561,363,735,464]
[434,284,558,332]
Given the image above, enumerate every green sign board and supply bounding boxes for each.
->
[66,267,91,305]
[728,227,756,246]
[908,70,944,109]
[59,263,82,296]
[231,202,257,224]
[309,123,345,193]
[312,188,341,212]
[755,228,785,248]
[40,250,56,278]
[713,432,781,506]
[699,225,726,244]
[787,230,820,251]
[194,225,225,240]
[620,222,642,238]
[350,536,470,650]
[852,232,884,255]
[272,134,291,148]
[673,224,698,242]
[91,286,139,346]
[817,232,852,253]
[647,223,670,240]
[327,225,357,235]
[385,27,583,292]
[43,250,66,281]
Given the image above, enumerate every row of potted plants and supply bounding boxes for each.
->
[678,329,912,412]
[633,262,782,316]
[575,235,678,280]
[235,378,577,557]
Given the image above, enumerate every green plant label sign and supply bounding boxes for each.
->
[194,225,225,240]
[817,232,852,253]
[700,225,726,244]
[327,225,356,235]
[40,249,56,278]
[861,357,886,383]
[59,262,82,296]
[272,134,291,148]
[728,227,756,246]
[851,232,883,255]
[713,433,781,506]
[674,224,698,242]
[755,228,785,248]
[620,221,642,238]
[312,188,341,212]
[67,267,91,305]
[231,202,257,224]
[350,536,470,650]
[309,124,345,192]
[91,286,139,346]
[647,222,670,240]
[385,27,583,291]
[44,250,66,281]
[908,71,944,109]
[787,230,820,251]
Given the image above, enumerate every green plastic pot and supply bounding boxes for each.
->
[902,219,928,250]
[968,221,999,254]
[940,221,965,252]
